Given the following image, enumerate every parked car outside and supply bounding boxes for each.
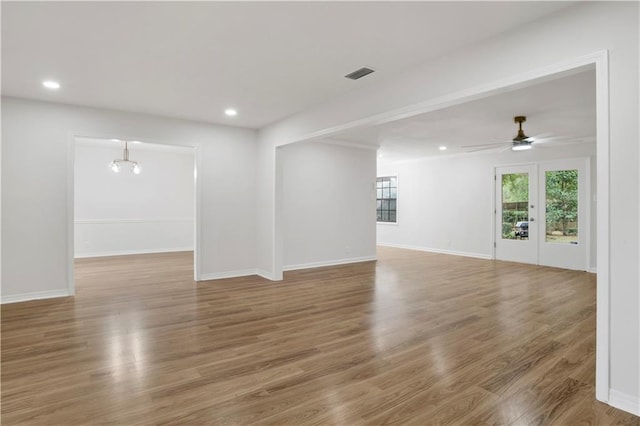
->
[515,221,529,238]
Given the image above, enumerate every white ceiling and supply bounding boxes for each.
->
[2,1,575,129]
[331,69,596,162]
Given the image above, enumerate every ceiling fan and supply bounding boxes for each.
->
[509,115,534,150]
[462,115,586,153]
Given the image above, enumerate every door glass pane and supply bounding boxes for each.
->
[545,170,578,244]
[502,173,529,240]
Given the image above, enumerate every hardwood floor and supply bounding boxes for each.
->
[2,247,638,425]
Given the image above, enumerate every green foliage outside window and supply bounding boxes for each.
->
[546,170,578,237]
[501,173,529,239]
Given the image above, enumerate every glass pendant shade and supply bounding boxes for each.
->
[109,141,141,174]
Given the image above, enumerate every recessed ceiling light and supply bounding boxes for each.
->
[439,146,447,151]
[378,153,383,158]
[111,139,121,142]
[225,108,238,117]
[42,80,61,90]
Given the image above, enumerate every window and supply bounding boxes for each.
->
[376,176,397,223]
[545,169,578,244]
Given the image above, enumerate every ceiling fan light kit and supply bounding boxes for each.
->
[511,142,533,151]
[109,140,141,174]
[510,115,534,151]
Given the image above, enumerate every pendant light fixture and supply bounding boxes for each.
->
[109,140,141,174]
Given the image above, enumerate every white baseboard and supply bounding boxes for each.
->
[199,269,261,281]
[75,247,193,258]
[255,269,277,281]
[1,289,71,304]
[377,242,492,260]
[608,389,640,416]
[199,269,285,281]
[588,267,597,273]
[283,255,377,272]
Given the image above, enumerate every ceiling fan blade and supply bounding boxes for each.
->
[461,142,510,148]
[467,145,504,153]
[535,137,587,145]
[532,132,555,139]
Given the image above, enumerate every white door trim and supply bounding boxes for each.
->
[66,133,203,296]
[593,51,610,403]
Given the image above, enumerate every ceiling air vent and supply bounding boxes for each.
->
[345,67,375,80]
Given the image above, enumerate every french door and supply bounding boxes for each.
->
[495,159,588,271]
[495,165,538,265]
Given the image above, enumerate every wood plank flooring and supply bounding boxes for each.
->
[2,247,638,425]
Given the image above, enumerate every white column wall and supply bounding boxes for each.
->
[281,141,376,270]
[255,138,280,280]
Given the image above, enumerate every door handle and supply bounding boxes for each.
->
[529,218,535,222]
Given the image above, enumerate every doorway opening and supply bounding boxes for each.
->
[70,136,200,294]
[316,54,608,400]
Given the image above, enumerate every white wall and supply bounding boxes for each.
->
[255,140,279,279]
[1,97,258,302]
[258,1,639,413]
[377,144,597,270]
[74,142,194,257]
[281,141,377,270]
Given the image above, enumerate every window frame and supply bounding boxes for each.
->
[376,175,398,225]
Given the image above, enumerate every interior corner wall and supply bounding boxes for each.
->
[259,1,639,410]
[377,144,597,270]
[254,139,279,280]
[1,97,258,302]
[281,141,377,270]
[74,143,195,257]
